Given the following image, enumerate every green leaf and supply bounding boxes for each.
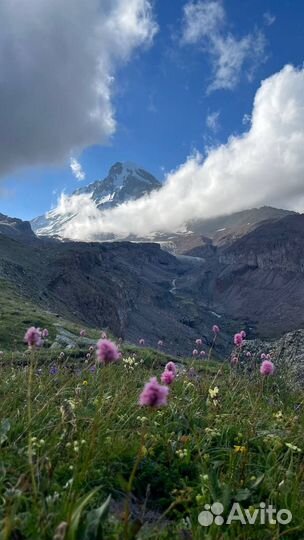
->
[234,488,251,502]
[83,495,111,540]
[0,419,10,446]
[67,487,100,540]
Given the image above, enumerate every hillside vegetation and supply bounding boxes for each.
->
[0,327,304,539]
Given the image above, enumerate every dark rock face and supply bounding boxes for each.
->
[0,213,36,242]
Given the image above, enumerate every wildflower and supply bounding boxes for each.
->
[192,349,198,357]
[161,370,175,385]
[59,352,65,359]
[212,325,220,334]
[79,329,86,337]
[234,445,247,454]
[246,351,251,357]
[240,330,246,338]
[285,442,302,453]
[274,410,283,420]
[89,345,94,352]
[165,361,177,376]
[24,327,42,348]
[200,350,206,357]
[195,338,202,347]
[96,339,120,365]
[100,331,107,339]
[260,360,275,376]
[158,340,163,347]
[41,328,49,338]
[261,353,267,359]
[82,380,88,386]
[139,377,169,407]
[208,386,219,399]
[49,366,59,375]
[231,356,239,366]
[234,332,244,347]
[139,338,145,346]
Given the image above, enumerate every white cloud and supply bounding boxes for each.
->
[70,158,86,181]
[181,0,267,92]
[206,110,220,132]
[263,12,276,26]
[181,0,225,44]
[0,0,157,177]
[51,66,304,241]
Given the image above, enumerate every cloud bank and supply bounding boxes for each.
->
[181,0,267,92]
[52,65,304,241]
[0,0,157,177]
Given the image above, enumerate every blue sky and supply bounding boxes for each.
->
[0,0,304,221]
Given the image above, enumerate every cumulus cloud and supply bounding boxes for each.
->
[0,0,157,177]
[50,65,304,241]
[70,158,86,182]
[181,0,267,92]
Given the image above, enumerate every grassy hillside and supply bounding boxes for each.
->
[0,338,303,539]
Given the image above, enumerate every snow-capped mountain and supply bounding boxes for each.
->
[31,162,161,237]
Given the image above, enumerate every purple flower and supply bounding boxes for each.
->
[24,327,43,348]
[260,360,275,376]
[240,330,246,339]
[80,329,86,337]
[192,349,198,357]
[50,366,59,375]
[161,370,175,385]
[246,351,251,358]
[157,340,163,348]
[195,338,203,347]
[261,353,267,360]
[41,328,49,339]
[165,361,177,376]
[139,338,145,346]
[200,350,206,357]
[231,356,239,366]
[139,377,169,407]
[234,333,244,347]
[96,339,120,365]
[212,325,220,334]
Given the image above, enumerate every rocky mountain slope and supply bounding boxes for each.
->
[0,215,230,355]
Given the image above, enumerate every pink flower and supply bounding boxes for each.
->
[24,327,42,348]
[212,325,220,334]
[266,353,271,360]
[96,339,120,365]
[261,353,267,360]
[139,338,145,346]
[161,370,175,385]
[41,328,49,338]
[231,356,239,366]
[200,350,206,357]
[240,330,246,339]
[80,329,86,337]
[158,340,163,347]
[165,361,177,376]
[260,360,275,376]
[195,338,203,347]
[192,349,198,357]
[246,351,251,358]
[139,377,169,407]
[234,333,244,347]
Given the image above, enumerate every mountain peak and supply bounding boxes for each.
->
[31,161,161,237]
